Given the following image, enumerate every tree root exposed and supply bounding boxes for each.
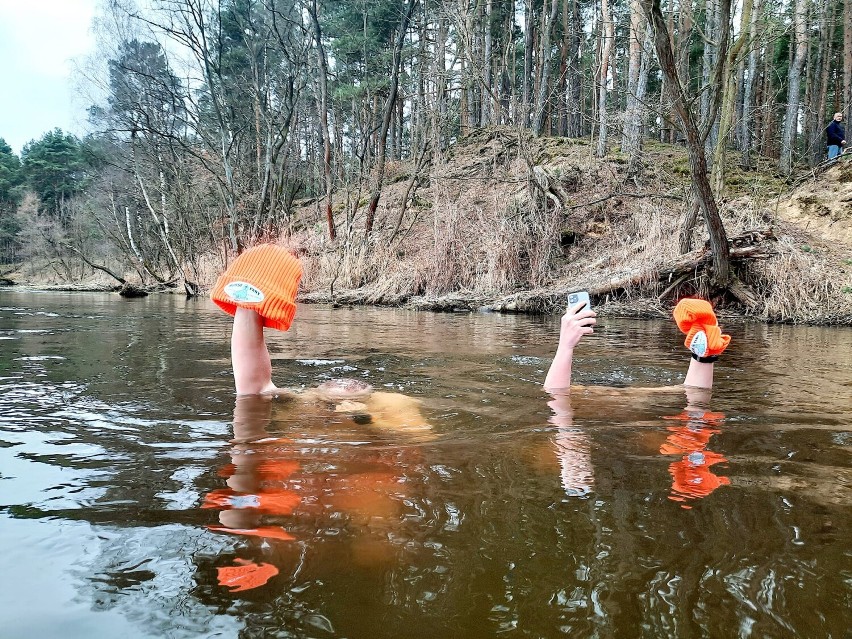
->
[589,227,776,305]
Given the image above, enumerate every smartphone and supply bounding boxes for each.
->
[567,291,591,310]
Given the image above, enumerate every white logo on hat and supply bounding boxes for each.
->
[224,281,265,303]
[689,330,708,357]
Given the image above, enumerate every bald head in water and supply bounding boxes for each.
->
[302,378,432,438]
[314,378,374,402]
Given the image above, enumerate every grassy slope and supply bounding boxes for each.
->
[4,129,851,324]
[294,128,852,324]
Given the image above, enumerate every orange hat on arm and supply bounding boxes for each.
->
[673,298,731,360]
[211,244,303,331]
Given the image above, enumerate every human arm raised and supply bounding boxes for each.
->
[543,301,597,392]
[231,307,278,395]
[673,298,731,389]
[210,244,302,395]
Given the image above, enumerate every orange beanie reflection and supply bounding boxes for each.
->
[673,298,731,358]
[211,244,303,331]
[667,451,731,506]
[217,559,279,592]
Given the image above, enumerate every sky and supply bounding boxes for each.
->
[0,0,99,155]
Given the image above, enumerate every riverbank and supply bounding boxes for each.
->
[4,130,852,324]
[292,130,852,324]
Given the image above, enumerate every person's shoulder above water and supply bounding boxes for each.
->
[292,378,433,436]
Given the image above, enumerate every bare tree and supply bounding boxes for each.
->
[641,0,733,287]
[365,0,418,235]
[596,0,615,156]
[779,0,808,175]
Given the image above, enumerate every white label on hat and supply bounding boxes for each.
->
[224,281,265,303]
[689,330,708,357]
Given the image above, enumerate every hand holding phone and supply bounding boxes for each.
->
[558,291,596,352]
[567,291,591,311]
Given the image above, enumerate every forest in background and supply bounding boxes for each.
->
[0,0,850,318]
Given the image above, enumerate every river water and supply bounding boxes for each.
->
[0,290,849,638]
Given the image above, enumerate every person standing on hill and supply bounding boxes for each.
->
[826,112,846,160]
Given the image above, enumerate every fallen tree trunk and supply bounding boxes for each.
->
[60,242,127,285]
[589,228,776,301]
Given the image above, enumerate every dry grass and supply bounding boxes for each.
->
[712,196,852,323]
[16,128,837,324]
[297,183,562,302]
[288,133,852,324]
[743,236,852,323]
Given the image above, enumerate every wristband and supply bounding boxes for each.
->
[691,353,718,363]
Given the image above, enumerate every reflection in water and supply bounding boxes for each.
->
[202,393,428,594]
[544,388,730,506]
[217,558,279,592]
[660,410,730,507]
[547,395,595,497]
[1,292,851,638]
[204,396,300,544]
[207,401,294,591]
[554,429,595,497]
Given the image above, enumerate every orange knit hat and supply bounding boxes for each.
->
[673,298,731,358]
[211,244,302,331]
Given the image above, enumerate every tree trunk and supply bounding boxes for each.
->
[596,0,614,157]
[622,0,651,173]
[460,54,469,137]
[711,0,754,194]
[845,0,852,123]
[523,0,535,128]
[310,0,336,241]
[434,15,448,158]
[628,30,653,176]
[566,0,583,136]
[806,0,831,166]
[365,0,417,235]
[499,8,513,124]
[641,0,732,285]
[483,0,493,126]
[757,40,773,156]
[779,0,807,175]
[558,0,569,135]
[658,0,672,142]
[701,0,720,161]
[470,0,482,129]
[623,0,644,150]
[534,0,560,135]
[413,0,427,155]
[739,0,760,168]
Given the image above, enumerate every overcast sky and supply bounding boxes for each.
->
[0,0,98,155]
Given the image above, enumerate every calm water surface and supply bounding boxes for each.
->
[0,290,850,638]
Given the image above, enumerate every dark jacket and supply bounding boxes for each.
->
[827,120,845,146]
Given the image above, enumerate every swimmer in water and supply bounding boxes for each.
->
[211,244,431,436]
[541,296,732,504]
[544,297,729,392]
